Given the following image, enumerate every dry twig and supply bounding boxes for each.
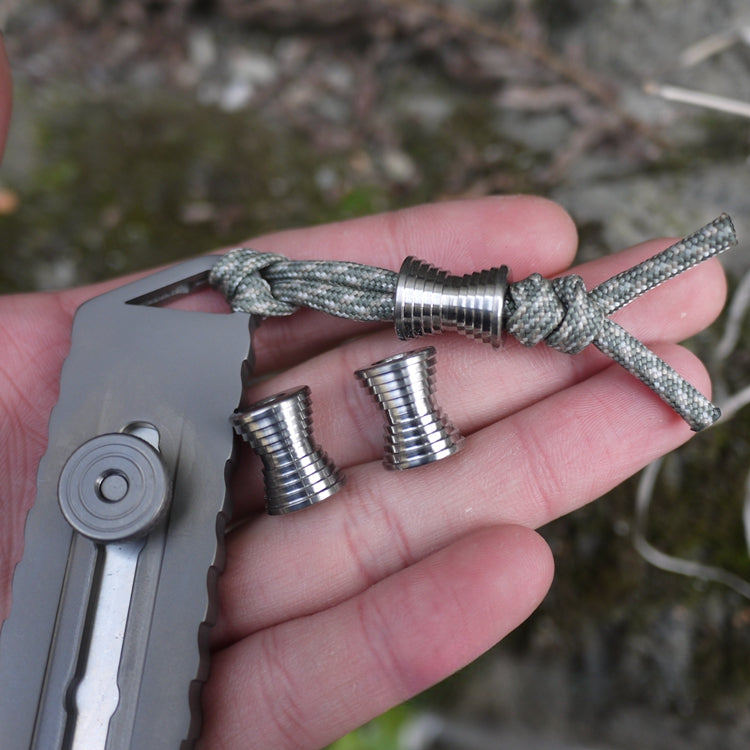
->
[635,266,750,598]
[380,0,667,150]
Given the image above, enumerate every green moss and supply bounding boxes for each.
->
[1,74,553,293]
[0,85,364,292]
[325,704,415,750]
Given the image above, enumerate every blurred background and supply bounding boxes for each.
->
[3,1,750,748]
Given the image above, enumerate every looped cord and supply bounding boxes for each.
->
[209,251,397,321]
[209,249,297,317]
[209,214,737,430]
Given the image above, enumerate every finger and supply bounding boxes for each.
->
[251,194,575,272]
[201,525,553,750]
[245,195,578,373]
[227,241,725,506]
[214,342,706,643]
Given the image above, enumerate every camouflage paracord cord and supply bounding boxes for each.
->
[209,214,737,432]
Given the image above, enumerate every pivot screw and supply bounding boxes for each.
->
[97,470,129,502]
[58,433,170,542]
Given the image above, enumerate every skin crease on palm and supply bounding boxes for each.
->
[0,36,730,750]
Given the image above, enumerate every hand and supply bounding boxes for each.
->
[0,35,727,750]
[0,195,726,748]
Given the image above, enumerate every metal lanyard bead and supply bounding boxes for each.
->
[394,257,510,348]
[355,346,464,470]
[231,386,345,514]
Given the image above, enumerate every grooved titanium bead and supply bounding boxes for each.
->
[231,386,345,514]
[355,347,464,470]
[395,256,510,348]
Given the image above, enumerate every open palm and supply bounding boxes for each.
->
[0,191,726,748]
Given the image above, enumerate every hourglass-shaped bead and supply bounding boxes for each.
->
[355,347,464,470]
[231,386,345,515]
[394,256,510,348]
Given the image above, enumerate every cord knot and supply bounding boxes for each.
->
[208,249,298,317]
[506,273,605,355]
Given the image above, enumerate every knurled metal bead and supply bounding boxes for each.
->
[355,347,464,470]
